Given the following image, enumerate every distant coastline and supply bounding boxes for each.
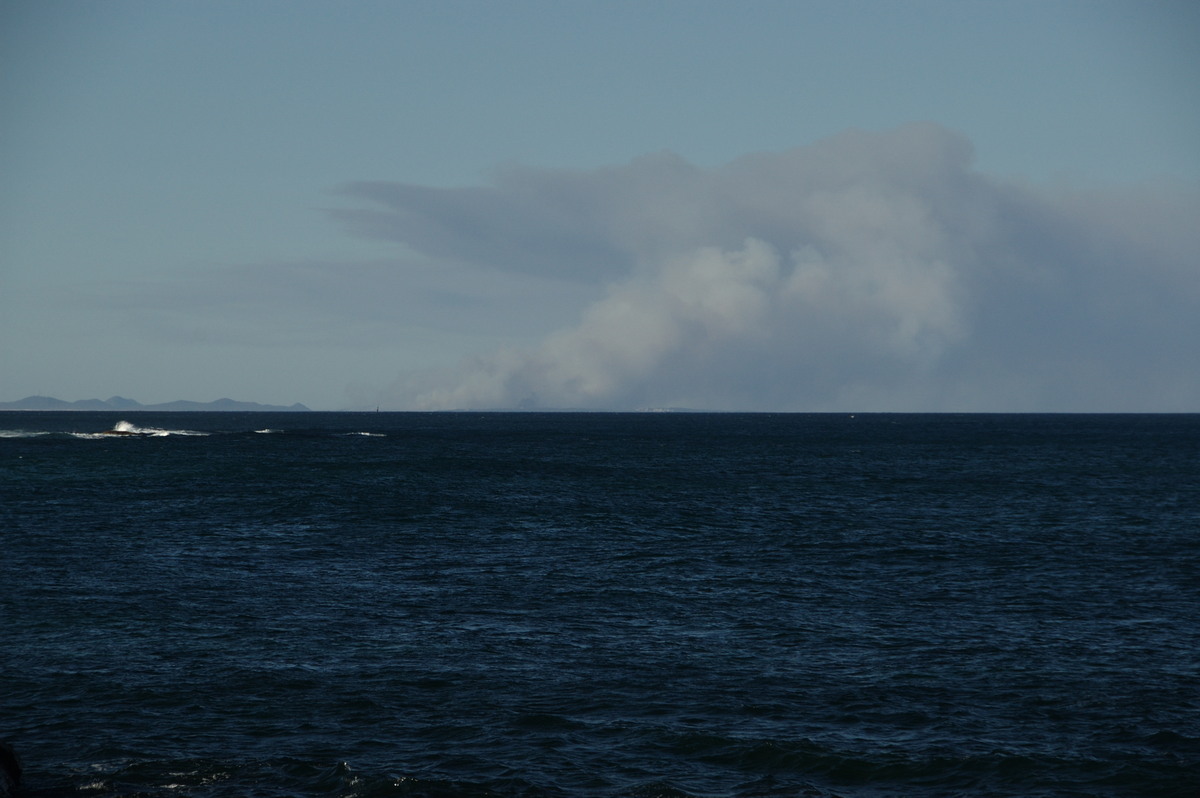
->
[0,395,310,412]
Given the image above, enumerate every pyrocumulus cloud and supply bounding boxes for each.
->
[335,124,1200,411]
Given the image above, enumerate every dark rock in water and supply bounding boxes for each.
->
[0,740,20,798]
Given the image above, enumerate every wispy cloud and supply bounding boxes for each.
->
[340,123,1199,411]
[82,255,594,349]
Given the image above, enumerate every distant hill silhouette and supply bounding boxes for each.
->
[0,395,310,411]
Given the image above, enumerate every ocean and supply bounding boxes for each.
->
[2,412,1197,797]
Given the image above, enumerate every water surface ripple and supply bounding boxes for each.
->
[2,412,1198,796]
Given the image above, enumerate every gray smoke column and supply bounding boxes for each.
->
[336,123,1200,411]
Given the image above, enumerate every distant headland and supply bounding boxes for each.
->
[0,395,310,412]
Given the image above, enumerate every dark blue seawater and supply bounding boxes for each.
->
[2,412,1198,798]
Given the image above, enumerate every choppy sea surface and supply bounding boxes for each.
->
[2,412,1198,798]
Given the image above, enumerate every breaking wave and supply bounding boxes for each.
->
[0,421,385,440]
[91,420,209,437]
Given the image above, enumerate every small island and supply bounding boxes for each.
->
[0,395,310,412]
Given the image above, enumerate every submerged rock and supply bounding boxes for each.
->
[0,740,19,798]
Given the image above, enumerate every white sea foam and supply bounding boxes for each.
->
[3,422,206,439]
[0,429,49,438]
[1,428,119,440]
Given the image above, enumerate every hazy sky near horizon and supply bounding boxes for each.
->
[2,0,1198,410]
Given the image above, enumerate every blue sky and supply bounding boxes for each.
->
[2,0,1197,410]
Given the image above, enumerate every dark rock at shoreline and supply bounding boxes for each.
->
[0,740,20,798]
